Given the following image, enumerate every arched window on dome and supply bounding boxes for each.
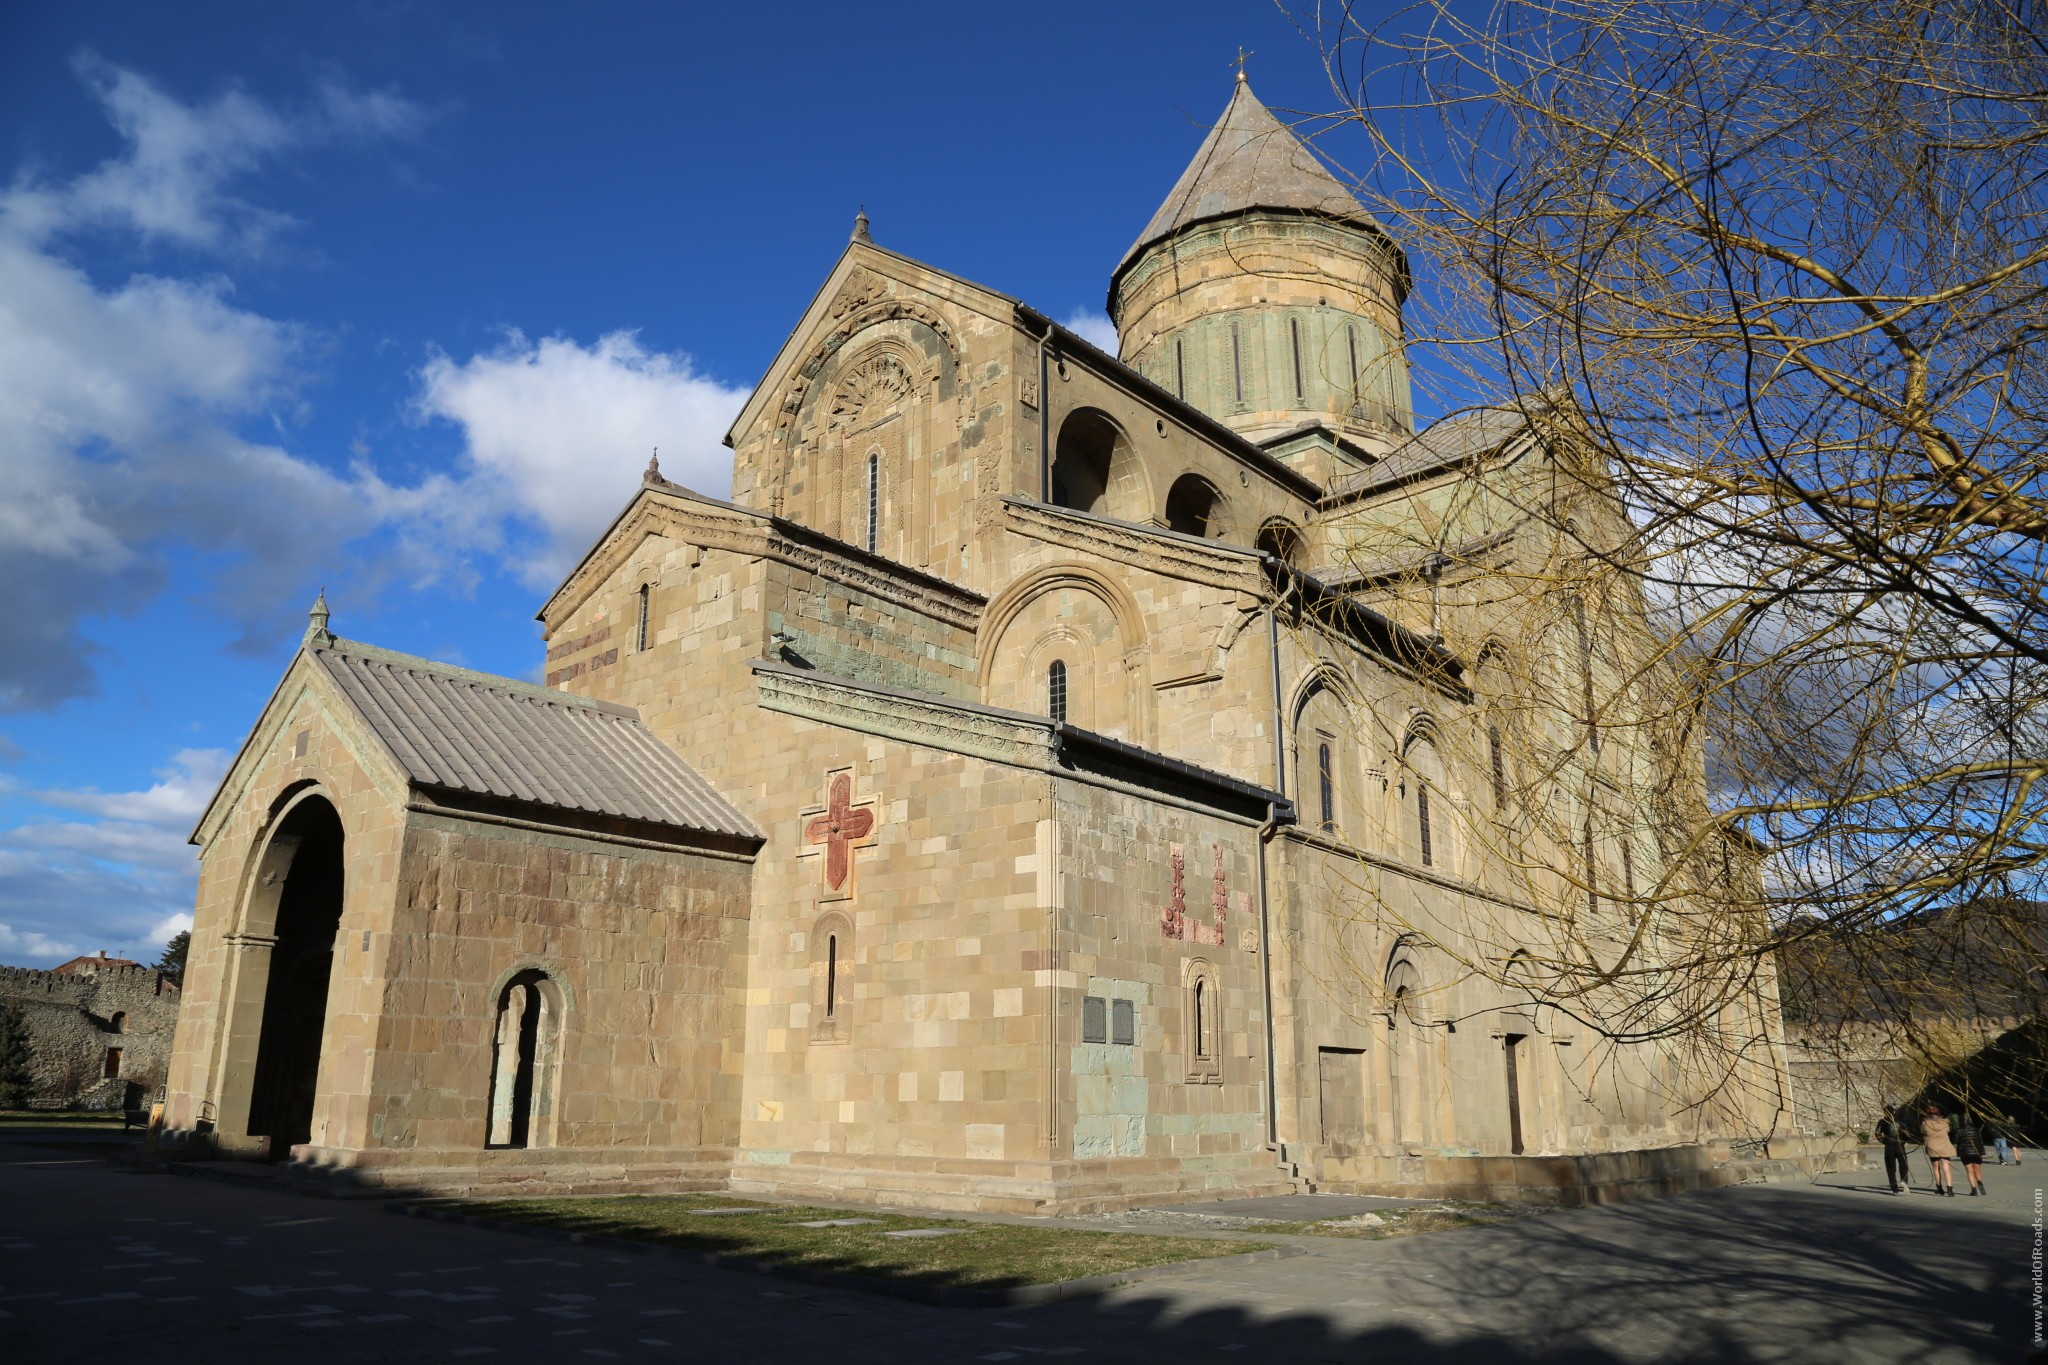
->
[1047,660,1068,724]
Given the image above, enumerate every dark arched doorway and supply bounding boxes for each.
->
[244,797,343,1158]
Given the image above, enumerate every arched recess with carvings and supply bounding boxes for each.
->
[772,301,962,568]
[1288,666,1367,842]
[980,564,1151,746]
[790,335,939,559]
[1382,938,1439,1147]
[1400,711,1459,874]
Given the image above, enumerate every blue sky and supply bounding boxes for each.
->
[0,1,1389,966]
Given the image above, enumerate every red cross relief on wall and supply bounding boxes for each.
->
[804,769,878,897]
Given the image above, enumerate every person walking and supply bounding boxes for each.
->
[1876,1106,1913,1194]
[1955,1111,1987,1195]
[1922,1104,1957,1196]
[1993,1116,2014,1166]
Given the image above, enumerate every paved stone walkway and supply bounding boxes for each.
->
[0,1150,2032,1363]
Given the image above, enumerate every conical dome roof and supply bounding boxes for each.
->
[1114,77,1381,285]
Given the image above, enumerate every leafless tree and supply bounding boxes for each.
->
[1283,0,2048,1131]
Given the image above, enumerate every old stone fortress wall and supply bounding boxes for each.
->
[1,956,181,1109]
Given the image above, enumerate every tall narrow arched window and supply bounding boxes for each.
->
[1174,337,1187,399]
[1346,325,1361,409]
[635,583,651,652]
[825,933,839,1018]
[1583,821,1599,917]
[1184,959,1221,1083]
[1572,598,1599,753]
[1288,317,1305,399]
[1317,742,1336,833]
[811,910,853,1044]
[1417,782,1434,866]
[1229,321,1245,404]
[1489,725,1507,811]
[1047,660,1068,724]
[865,452,880,553]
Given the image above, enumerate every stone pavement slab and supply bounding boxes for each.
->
[0,1155,2033,1363]
[1158,1193,1438,1219]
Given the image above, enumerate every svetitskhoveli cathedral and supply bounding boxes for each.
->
[164,73,1797,1211]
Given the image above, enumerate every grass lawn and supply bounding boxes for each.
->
[430,1193,1259,1288]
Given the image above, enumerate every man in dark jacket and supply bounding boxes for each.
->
[1875,1106,1913,1194]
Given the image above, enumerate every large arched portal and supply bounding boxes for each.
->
[243,797,344,1157]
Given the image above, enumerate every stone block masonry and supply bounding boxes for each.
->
[0,963,181,1108]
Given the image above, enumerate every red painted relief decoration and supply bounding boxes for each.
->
[1160,842,1227,947]
[804,769,878,897]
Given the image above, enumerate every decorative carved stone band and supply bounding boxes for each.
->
[756,664,1057,771]
[1001,497,1265,595]
[541,486,986,633]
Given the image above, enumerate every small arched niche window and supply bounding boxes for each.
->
[1050,409,1131,515]
[487,969,561,1150]
[1164,474,1225,539]
[1256,519,1306,570]
[109,1011,126,1035]
[1047,659,1068,725]
[811,911,853,1045]
[635,582,653,652]
[1183,959,1222,1084]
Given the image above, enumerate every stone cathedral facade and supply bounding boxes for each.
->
[163,76,1794,1210]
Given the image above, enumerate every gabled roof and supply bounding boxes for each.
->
[1115,77,1382,280]
[304,639,761,842]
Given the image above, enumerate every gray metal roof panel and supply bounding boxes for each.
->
[1325,406,1531,501]
[311,642,761,841]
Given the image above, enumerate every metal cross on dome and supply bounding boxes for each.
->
[804,769,878,896]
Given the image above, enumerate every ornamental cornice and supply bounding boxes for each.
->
[542,490,984,634]
[1001,498,1265,595]
[756,668,1056,770]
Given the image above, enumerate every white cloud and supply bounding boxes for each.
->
[33,748,229,830]
[0,748,223,966]
[0,62,421,711]
[408,330,747,586]
[1062,308,1119,354]
[0,920,82,963]
[0,60,747,706]
[6,55,425,252]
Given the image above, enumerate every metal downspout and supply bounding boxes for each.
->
[1259,560,1288,1149]
[1035,321,1053,502]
